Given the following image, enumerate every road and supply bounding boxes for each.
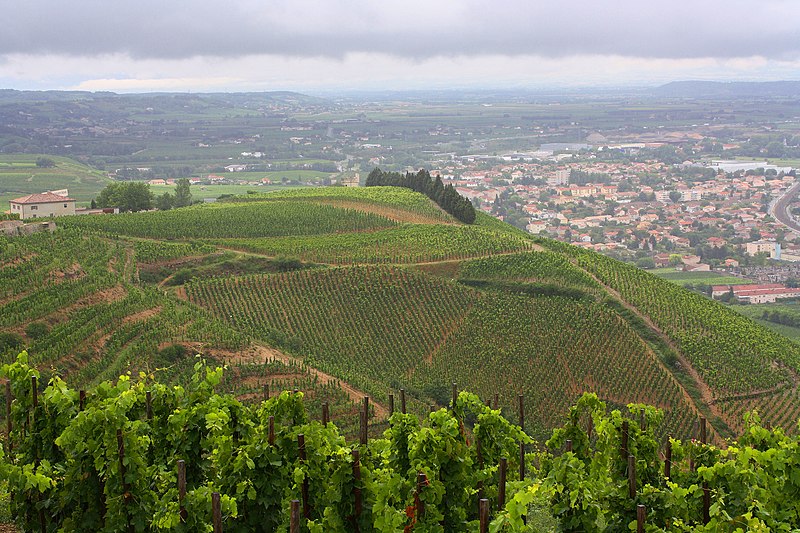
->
[770,179,800,234]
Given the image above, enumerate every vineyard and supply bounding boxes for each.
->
[59,201,399,239]
[215,224,535,265]
[185,265,702,441]
[3,355,800,532]
[542,244,800,433]
[6,185,800,529]
[229,186,457,224]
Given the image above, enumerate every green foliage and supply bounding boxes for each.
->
[7,357,800,532]
[459,251,601,291]
[24,321,49,340]
[366,168,477,224]
[219,224,535,264]
[173,178,193,208]
[0,331,23,353]
[61,200,398,239]
[567,246,800,395]
[97,181,154,213]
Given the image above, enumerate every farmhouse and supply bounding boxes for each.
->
[9,191,76,219]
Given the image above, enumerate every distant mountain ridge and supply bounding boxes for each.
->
[652,80,800,98]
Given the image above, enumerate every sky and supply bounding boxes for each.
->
[1,0,799,93]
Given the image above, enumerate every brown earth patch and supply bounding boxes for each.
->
[76,285,128,307]
[310,198,456,225]
[172,342,389,418]
[49,262,84,282]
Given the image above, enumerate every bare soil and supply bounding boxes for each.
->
[186,342,390,418]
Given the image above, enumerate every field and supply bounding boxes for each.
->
[6,185,800,531]
[649,267,753,287]
[0,155,111,207]
[7,186,800,447]
[148,183,292,199]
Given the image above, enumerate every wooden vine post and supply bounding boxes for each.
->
[268,416,275,446]
[476,437,484,505]
[212,491,222,533]
[290,499,300,533]
[388,393,394,416]
[415,472,427,519]
[664,438,672,481]
[479,498,489,533]
[177,459,187,523]
[351,450,362,532]
[498,457,507,510]
[145,390,152,421]
[5,380,11,443]
[322,402,329,425]
[628,455,637,499]
[620,420,629,463]
[31,376,37,412]
[298,434,310,520]
[636,504,646,533]
[400,388,406,414]
[360,396,369,445]
[116,429,133,533]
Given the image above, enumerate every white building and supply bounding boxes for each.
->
[9,191,76,219]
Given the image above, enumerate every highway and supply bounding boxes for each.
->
[770,179,800,234]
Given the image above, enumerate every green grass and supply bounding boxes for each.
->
[732,303,800,342]
[650,268,753,286]
[0,155,111,207]
[149,184,293,199]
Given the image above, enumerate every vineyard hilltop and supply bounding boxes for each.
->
[3,185,800,442]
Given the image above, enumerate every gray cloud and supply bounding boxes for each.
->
[1,0,799,61]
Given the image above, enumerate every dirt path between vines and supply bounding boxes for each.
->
[218,343,389,418]
[581,269,725,432]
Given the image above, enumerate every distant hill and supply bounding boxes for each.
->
[0,154,110,207]
[652,80,800,98]
[4,186,800,442]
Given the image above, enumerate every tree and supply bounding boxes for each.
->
[156,192,174,211]
[96,182,153,212]
[35,157,55,168]
[173,178,192,208]
[668,191,682,203]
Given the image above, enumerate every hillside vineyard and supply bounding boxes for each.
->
[4,186,800,530]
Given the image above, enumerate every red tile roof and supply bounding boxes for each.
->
[10,192,75,204]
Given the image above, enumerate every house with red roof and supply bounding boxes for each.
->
[9,191,75,219]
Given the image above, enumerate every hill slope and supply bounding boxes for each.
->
[4,186,800,441]
[0,155,110,207]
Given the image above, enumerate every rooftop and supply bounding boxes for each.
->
[10,192,75,204]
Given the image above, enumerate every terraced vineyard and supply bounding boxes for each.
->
[60,200,399,239]
[5,185,800,445]
[186,262,703,440]
[232,186,457,224]
[216,224,536,264]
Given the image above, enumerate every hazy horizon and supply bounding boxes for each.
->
[1,1,799,93]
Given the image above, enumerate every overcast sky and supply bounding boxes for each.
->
[1,0,799,93]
